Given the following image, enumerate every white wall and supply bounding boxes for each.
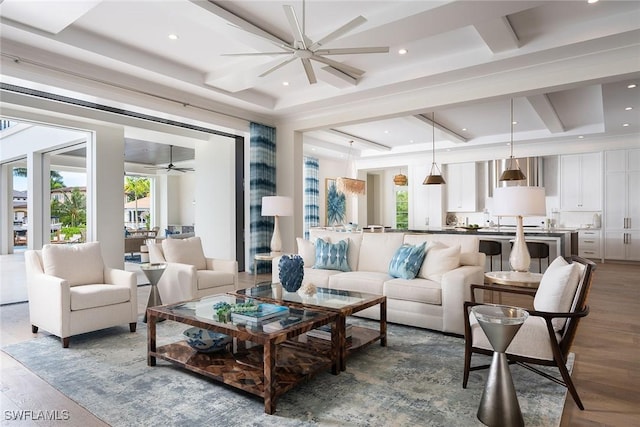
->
[178,173,195,226]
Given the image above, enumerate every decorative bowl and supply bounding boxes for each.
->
[183,327,231,353]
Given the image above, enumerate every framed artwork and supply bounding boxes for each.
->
[325,178,346,226]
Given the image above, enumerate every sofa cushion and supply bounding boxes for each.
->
[42,242,104,286]
[404,234,479,254]
[328,271,389,295]
[162,237,206,270]
[534,256,581,331]
[418,242,461,282]
[196,270,236,290]
[297,237,316,267]
[388,242,427,280]
[314,238,350,272]
[70,284,130,310]
[384,277,442,305]
[357,233,406,274]
[302,267,342,287]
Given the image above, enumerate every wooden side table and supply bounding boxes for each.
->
[484,271,542,303]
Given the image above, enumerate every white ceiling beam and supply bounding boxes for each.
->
[473,16,520,53]
[326,129,391,151]
[412,115,469,143]
[319,66,359,88]
[527,94,565,133]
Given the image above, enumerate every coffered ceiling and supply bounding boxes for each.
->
[1,0,639,162]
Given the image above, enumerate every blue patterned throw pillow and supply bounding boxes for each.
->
[313,238,351,272]
[388,242,427,279]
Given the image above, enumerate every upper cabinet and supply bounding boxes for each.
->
[560,152,602,211]
[446,162,477,212]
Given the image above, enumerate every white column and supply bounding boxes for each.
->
[27,151,45,249]
[0,164,13,254]
[87,126,126,268]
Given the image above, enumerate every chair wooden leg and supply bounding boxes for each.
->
[557,357,584,410]
[129,322,137,332]
[31,325,38,333]
[463,344,472,388]
[62,337,70,348]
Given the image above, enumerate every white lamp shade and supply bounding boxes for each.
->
[261,196,293,217]
[493,186,546,217]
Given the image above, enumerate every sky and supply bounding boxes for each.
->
[13,171,87,191]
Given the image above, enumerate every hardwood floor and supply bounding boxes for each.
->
[1,266,638,426]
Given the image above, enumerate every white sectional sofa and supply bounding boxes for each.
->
[272,229,485,335]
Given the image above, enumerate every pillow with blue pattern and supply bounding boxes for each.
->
[388,242,427,279]
[313,238,351,272]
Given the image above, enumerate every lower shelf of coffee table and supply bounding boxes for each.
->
[301,325,382,354]
[152,340,332,399]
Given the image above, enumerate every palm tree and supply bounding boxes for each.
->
[13,167,65,189]
[55,188,86,227]
[124,177,150,229]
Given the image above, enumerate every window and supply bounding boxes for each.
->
[395,188,408,230]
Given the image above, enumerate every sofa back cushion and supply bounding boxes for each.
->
[404,234,480,266]
[162,236,206,270]
[296,237,316,267]
[418,241,461,282]
[358,232,406,273]
[42,242,104,286]
[313,238,350,272]
[308,229,363,270]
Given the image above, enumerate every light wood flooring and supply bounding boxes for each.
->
[1,265,638,426]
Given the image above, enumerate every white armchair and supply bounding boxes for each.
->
[147,236,238,305]
[25,242,138,348]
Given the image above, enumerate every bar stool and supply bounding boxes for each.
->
[527,241,550,273]
[479,240,502,271]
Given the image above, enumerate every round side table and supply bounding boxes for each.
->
[484,271,542,304]
[472,304,529,427]
[141,263,167,323]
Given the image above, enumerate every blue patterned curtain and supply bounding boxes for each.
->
[249,122,276,274]
[303,156,319,239]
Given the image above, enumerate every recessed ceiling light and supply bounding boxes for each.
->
[578,135,585,139]
[623,123,630,127]
[628,84,637,89]
[282,81,289,86]
[398,48,408,55]
[587,0,599,4]
[311,147,316,151]
[384,130,389,134]
[461,128,467,132]
[512,121,518,125]
[409,139,414,143]
[168,34,179,40]
[625,107,633,111]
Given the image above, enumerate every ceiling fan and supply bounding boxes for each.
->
[220,0,389,85]
[145,145,194,173]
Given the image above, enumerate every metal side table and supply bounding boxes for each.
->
[141,263,167,323]
[472,304,529,427]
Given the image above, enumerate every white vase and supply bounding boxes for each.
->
[510,216,531,272]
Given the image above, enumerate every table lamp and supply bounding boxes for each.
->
[493,186,546,272]
[261,196,293,253]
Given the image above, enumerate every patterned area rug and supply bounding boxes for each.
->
[2,319,570,426]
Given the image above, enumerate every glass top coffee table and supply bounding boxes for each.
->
[146,294,339,414]
[234,282,387,372]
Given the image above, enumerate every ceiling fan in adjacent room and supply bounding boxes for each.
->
[145,145,194,173]
[220,0,389,85]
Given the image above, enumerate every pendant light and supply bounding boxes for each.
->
[499,99,526,181]
[336,141,366,195]
[423,112,446,185]
[393,168,408,186]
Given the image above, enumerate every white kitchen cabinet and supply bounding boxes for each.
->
[560,152,602,211]
[408,163,443,230]
[446,162,477,212]
[578,229,601,260]
[604,149,640,261]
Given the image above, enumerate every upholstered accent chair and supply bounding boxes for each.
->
[25,242,138,348]
[463,256,596,410]
[147,236,238,305]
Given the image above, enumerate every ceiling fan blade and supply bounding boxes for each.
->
[221,51,293,56]
[283,5,307,50]
[315,47,390,55]
[309,15,367,51]
[259,56,297,77]
[301,58,317,84]
[311,55,365,77]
